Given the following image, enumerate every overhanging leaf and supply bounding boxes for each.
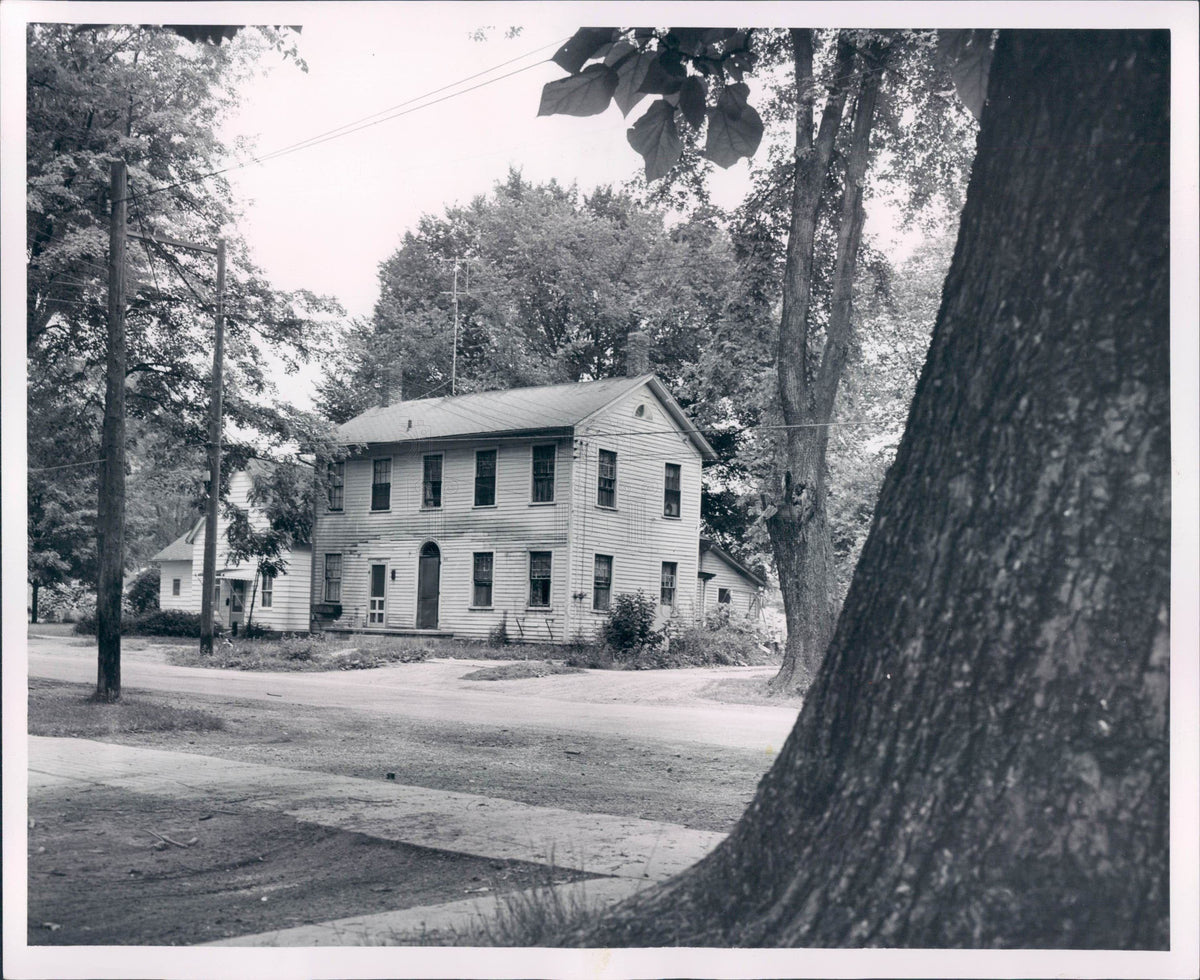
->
[627,99,683,181]
[638,51,685,95]
[703,86,762,167]
[604,39,637,68]
[937,29,993,121]
[552,28,620,73]
[614,51,657,116]
[678,75,707,128]
[538,64,619,117]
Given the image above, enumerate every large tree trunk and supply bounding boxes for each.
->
[30,581,40,624]
[577,30,1169,948]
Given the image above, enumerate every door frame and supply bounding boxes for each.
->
[367,560,389,628]
[228,579,247,633]
[416,541,441,629]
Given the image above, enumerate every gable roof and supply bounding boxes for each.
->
[336,374,717,461]
[149,517,204,563]
[700,538,768,589]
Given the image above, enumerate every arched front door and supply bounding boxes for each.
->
[417,542,440,629]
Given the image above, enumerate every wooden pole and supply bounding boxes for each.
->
[199,239,226,655]
[451,259,459,396]
[96,160,128,700]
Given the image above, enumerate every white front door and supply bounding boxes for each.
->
[368,563,387,626]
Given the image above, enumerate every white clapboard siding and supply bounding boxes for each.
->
[157,560,193,610]
[567,385,703,640]
[311,436,574,640]
[173,470,312,632]
[698,550,764,621]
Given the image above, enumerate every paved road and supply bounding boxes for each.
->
[27,637,800,753]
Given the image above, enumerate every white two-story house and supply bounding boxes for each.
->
[310,372,718,643]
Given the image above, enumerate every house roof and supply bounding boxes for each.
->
[335,374,718,461]
[700,538,768,589]
[149,518,203,563]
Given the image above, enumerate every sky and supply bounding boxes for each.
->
[217,5,759,321]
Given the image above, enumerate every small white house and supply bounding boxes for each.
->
[696,537,766,622]
[149,469,311,634]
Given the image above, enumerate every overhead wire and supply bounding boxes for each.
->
[117,36,569,208]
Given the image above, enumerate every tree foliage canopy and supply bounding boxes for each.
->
[26,24,341,588]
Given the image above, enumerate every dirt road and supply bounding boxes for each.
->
[26,636,800,753]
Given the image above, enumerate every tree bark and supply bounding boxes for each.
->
[769,35,885,694]
[577,30,1169,948]
[96,160,127,701]
[31,581,40,624]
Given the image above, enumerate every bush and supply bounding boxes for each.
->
[125,567,160,614]
[601,592,662,652]
[74,609,223,638]
[487,614,510,648]
[38,582,96,623]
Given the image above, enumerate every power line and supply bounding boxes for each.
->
[117,38,566,207]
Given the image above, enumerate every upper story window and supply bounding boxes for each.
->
[423,454,443,509]
[472,552,493,607]
[661,561,677,607]
[529,551,552,607]
[663,463,681,518]
[324,554,343,602]
[593,555,612,612]
[371,459,391,511]
[532,445,556,503]
[261,572,275,608]
[597,450,617,508]
[327,460,345,511]
[475,449,497,507]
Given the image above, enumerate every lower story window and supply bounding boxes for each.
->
[529,551,552,608]
[324,554,342,602]
[717,587,731,605]
[593,555,612,611]
[473,552,494,607]
[660,561,677,607]
[172,578,181,596]
[261,572,275,608]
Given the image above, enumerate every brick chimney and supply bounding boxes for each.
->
[625,330,651,377]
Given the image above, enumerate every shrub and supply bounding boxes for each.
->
[601,592,662,652]
[74,609,223,638]
[125,567,160,614]
[487,614,510,648]
[39,582,96,623]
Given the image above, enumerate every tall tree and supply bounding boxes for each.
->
[26,25,338,688]
[539,29,975,692]
[568,29,1169,947]
[317,173,772,549]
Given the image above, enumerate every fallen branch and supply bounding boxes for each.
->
[146,828,192,848]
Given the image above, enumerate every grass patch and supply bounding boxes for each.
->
[165,632,436,672]
[28,682,225,736]
[460,662,584,682]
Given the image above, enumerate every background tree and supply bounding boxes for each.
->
[26,24,341,676]
[568,28,1169,947]
[539,28,976,692]
[316,171,774,557]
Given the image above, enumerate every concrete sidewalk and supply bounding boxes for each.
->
[30,736,725,883]
[202,877,649,946]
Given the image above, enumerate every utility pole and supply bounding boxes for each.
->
[199,240,226,654]
[96,160,128,700]
[127,227,223,654]
[451,259,459,396]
